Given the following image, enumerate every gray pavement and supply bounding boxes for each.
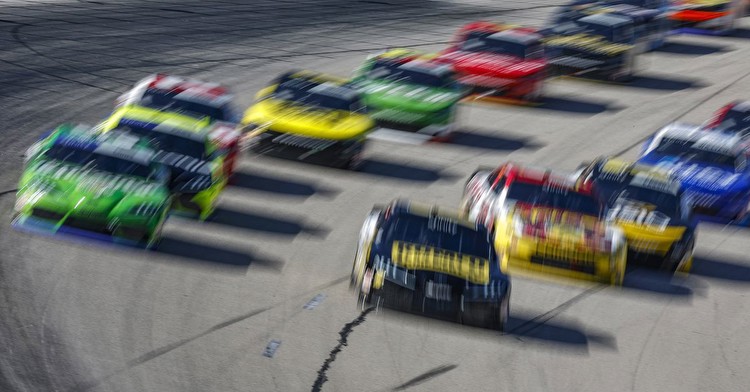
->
[1,1,750,391]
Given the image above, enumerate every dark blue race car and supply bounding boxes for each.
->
[350,200,510,330]
[639,124,750,224]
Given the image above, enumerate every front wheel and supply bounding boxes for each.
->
[610,50,636,83]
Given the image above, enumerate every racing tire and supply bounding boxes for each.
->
[672,238,695,274]
[610,259,625,286]
[344,152,364,171]
[461,300,506,331]
[521,81,544,104]
[609,49,636,83]
[356,268,375,311]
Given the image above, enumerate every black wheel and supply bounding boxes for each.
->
[610,50,636,83]
[461,300,506,331]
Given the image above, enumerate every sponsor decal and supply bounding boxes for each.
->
[272,133,336,151]
[607,203,671,231]
[535,243,596,263]
[391,241,489,284]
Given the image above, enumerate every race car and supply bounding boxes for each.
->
[550,0,671,51]
[242,71,374,169]
[101,105,239,220]
[639,126,750,224]
[705,100,750,137]
[574,157,695,272]
[349,49,464,139]
[460,162,577,229]
[14,124,172,248]
[350,200,511,330]
[492,178,627,285]
[542,13,639,82]
[115,73,241,124]
[669,0,748,35]
[430,22,547,102]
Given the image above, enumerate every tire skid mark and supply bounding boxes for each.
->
[508,285,606,338]
[10,23,130,91]
[311,307,375,392]
[392,364,458,391]
[72,306,272,392]
[0,189,17,197]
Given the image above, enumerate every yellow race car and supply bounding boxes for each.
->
[100,105,241,220]
[493,175,627,285]
[242,71,375,169]
[575,157,695,273]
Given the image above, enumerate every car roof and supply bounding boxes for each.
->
[54,128,155,166]
[655,122,704,142]
[628,171,682,196]
[578,12,633,27]
[278,71,360,100]
[691,133,743,156]
[387,200,482,230]
[146,74,233,106]
[110,105,212,135]
[488,29,542,45]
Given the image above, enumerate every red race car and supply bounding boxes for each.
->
[431,22,547,103]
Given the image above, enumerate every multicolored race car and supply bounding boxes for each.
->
[14,124,172,248]
[115,73,240,124]
[461,162,577,229]
[351,200,511,330]
[542,13,639,82]
[101,105,240,220]
[705,100,750,137]
[639,125,750,224]
[492,177,627,285]
[574,157,695,272]
[242,71,374,169]
[431,22,547,102]
[669,0,748,35]
[551,0,671,51]
[350,49,464,139]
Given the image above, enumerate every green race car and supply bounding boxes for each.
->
[350,48,465,140]
[14,124,172,248]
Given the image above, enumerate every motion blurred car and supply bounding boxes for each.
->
[461,162,576,229]
[551,0,671,51]
[542,13,639,82]
[640,126,750,224]
[350,200,510,330]
[242,71,374,169]
[705,100,750,136]
[575,157,695,272]
[14,124,172,248]
[350,49,464,139]
[492,177,627,285]
[115,73,241,124]
[101,105,239,220]
[669,0,748,35]
[431,22,547,102]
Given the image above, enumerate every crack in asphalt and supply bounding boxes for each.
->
[392,364,458,391]
[311,307,375,392]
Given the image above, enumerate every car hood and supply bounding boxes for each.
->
[543,33,633,56]
[20,161,168,217]
[243,98,374,140]
[353,80,461,112]
[435,50,546,78]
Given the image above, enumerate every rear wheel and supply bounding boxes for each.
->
[610,50,636,83]
[461,299,506,331]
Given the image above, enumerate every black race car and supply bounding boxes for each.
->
[542,13,639,82]
[350,200,511,330]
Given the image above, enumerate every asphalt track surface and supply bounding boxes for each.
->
[1,1,750,391]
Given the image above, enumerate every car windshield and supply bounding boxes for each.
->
[275,79,364,112]
[460,31,542,59]
[122,126,206,160]
[368,61,455,88]
[375,213,492,259]
[653,137,693,156]
[576,20,632,42]
[141,90,227,121]
[44,144,155,180]
[507,181,602,216]
[616,185,680,218]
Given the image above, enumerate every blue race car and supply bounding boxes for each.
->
[350,200,511,330]
[639,123,750,224]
